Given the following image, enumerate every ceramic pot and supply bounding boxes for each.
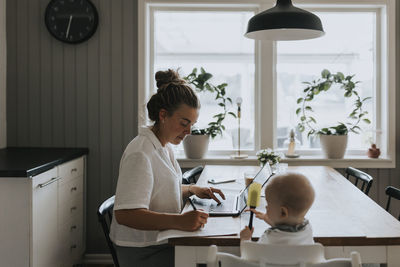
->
[183,134,210,159]
[367,144,380,158]
[319,134,348,159]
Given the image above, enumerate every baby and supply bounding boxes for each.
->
[240,172,315,245]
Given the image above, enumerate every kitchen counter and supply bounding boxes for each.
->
[0,147,88,177]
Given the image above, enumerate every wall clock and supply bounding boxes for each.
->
[45,0,99,44]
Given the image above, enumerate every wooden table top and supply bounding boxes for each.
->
[170,165,400,246]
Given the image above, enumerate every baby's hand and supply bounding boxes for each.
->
[240,226,254,241]
[250,208,266,220]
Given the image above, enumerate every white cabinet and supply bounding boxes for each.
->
[32,167,60,267]
[0,156,86,267]
[58,157,85,267]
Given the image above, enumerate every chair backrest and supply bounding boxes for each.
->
[385,186,400,220]
[345,167,373,195]
[207,245,261,267]
[240,242,326,265]
[260,261,353,267]
[208,245,362,267]
[207,245,361,267]
[260,253,361,267]
[304,251,361,267]
[182,165,204,184]
[97,195,119,267]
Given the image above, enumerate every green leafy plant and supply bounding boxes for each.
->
[256,148,283,166]
[184,67,236,139]
[296,69,371,137]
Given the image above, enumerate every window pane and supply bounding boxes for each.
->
[276,12,375,150]
[154,10,255,150]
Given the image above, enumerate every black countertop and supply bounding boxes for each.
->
[0,147,89,177]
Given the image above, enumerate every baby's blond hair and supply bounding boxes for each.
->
[266,172,315,217]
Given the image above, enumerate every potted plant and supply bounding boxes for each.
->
[296,69,371,159]
[256,148,283,169]
[182,67,236,159]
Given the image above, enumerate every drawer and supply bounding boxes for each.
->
[59,210,83,237]
[59,157,84,183]
[59,220,84,266]
[32,167,58,188]
[59,175,83,205]
[59,194,83,226]
[70,226,84,263]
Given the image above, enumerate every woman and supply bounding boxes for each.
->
[109,69,225,267]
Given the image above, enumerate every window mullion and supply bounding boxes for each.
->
[259,38,275,150]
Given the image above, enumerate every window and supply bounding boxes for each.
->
[276,11,376,151]
[138,0,395,163]
[152,7,256,151]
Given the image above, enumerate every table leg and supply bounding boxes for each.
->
[175,246,197,267]
[387,246,400,267]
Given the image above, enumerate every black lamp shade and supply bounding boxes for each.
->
[245,0,324,41]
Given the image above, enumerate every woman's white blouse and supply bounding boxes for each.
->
[109,126,182,247]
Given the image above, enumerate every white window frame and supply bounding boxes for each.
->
[138,0,396,168]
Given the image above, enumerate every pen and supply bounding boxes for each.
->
[188,197,197,211]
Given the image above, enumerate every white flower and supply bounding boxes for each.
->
[256,148,281,166]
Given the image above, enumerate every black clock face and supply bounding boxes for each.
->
[45,0,99,44]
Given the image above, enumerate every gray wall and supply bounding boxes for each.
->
[0,0,5,148]
[6,0,138,253]
[5,0,400,253]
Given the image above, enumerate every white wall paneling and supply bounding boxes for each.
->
[6,0,138,253]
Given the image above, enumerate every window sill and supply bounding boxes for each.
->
[177,154,395,169]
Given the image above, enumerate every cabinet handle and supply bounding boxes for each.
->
[70,206,77,212]
[38,177,61,188]
[71,186,77,192]
[71,168,77,173]
[71,225,77,231]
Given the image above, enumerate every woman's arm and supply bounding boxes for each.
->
[182,184,194,200]
[181,184,226,204]
[114,208,208,231]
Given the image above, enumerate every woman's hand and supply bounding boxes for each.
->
[178,210,209,231]
[190,185,226,204]
[240,226,254,241]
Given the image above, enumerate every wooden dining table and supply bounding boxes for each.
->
[169,165,400,266]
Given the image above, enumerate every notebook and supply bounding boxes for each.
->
[190,163,273,217]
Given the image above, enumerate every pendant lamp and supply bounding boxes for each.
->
[245,0,324,41]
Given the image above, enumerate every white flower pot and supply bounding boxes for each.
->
[183,134,210,159]
[319,134,348,159]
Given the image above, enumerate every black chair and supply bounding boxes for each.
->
[182,165,204,184]
[345,167,373,195]
[97,195,119,267]
[385,186,400,220]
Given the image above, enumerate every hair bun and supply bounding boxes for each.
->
[155,69,186,91]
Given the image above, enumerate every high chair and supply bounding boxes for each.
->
[207,242,362,267]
